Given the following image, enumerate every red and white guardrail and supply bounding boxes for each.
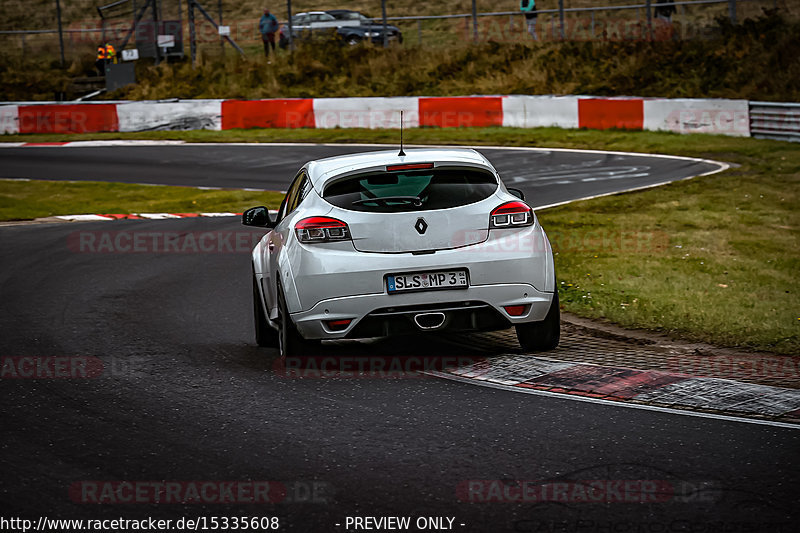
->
[0,96,750,137]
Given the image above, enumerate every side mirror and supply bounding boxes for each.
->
[242,206,274,228]
[508,188,525,201]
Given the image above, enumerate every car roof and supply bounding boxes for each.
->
[326,10,369,19]
[306,148,495,188]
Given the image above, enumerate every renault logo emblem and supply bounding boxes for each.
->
[414,218,428,235]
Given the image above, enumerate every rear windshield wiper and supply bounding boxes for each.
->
[352,196,423,207]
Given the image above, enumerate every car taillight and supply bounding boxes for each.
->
[503,305,528,317]
[295,217,351,243]
[490,201,534,228]
[326,319,352,331]
[386,163,434,172]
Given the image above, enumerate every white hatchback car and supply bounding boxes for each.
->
[242,148,559,356]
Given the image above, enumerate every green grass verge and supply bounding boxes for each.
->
[1,127,798,354]
[0,179,284,221]
[546,163,798,356]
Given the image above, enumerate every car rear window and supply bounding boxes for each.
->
[323,167,498,212]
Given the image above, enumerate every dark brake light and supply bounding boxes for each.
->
[490,201,534,228]
[386,163,434,172]
[326,319,352,331]
[504,305,528,317]
[295,217,351,243]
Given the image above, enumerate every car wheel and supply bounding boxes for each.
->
[346,35,361,46]
[253,276,278,347]
[277,279,316,357]
[515,290,560,352]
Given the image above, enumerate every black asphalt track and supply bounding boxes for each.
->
[1,145,797,533]
[0,143,721,207]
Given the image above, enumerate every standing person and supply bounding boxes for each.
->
[95,44,107,76]
[654,0,676,23]
[105,42,117,65]
[259,7,279,62]
[520,0,538,40]
[654,0,677,40]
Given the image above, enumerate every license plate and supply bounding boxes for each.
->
[387,270,468,294]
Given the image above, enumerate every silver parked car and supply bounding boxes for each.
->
[243,148,559,356]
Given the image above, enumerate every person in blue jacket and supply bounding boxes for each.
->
[259,7,280,60]
[520,0,538,39]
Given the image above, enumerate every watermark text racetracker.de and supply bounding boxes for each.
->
[452,228,669,254]
[512,519,796,533]
[0,356,103,379]
[467,17,712,43]
[666,353,800,382]
[457,479,720,503]
[274,355,485,379]
[67,228,669,255]
[69,480,331,505]
[68,230,263,254]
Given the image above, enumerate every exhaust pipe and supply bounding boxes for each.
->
[413,312,446,330]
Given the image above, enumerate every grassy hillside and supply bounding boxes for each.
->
[5,0,788,30]
[107,12,800,101]
[0,4,798,101]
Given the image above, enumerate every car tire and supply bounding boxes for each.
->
[277,279,317,357]
[253,276,278,348]
[515,290,560,352]
[346,35,361,46]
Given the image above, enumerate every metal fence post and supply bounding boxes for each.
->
[55,0,65,67]
[590,10,595,39]
[417,19,421,45]
[218,0,224,57]
[472,0,478,44]
[381,0,389,48]
[645,0,653,41]
[188,0,196,66]
[559,0,565,40]
[177,0,183,55]
[382,0,388,48]
[729,0,737,24]
[287,0,294,53]
[152,0,161,65]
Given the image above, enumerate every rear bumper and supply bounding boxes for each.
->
[284,224,555,313]
[292,282,553,340]
[278,223,555,340]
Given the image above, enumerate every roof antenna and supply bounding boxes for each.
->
[398,110,406,157]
